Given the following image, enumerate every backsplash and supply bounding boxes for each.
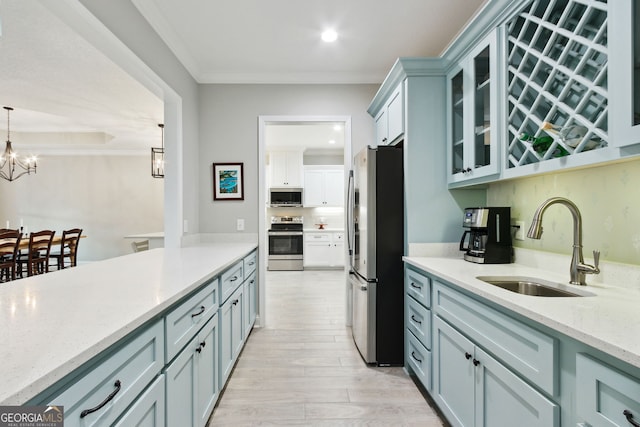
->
[487,158,640,266]
[266,207,344,230]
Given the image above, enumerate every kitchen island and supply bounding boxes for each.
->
[0,242,257,417]
[404,253,640,427]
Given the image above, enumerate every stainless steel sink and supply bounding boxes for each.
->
[476,276,596,297]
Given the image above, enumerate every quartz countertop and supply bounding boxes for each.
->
[1,243,257,405]
[404,256,640,370]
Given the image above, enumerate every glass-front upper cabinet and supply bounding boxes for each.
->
[611,0,640,146]
[447,29,500,185]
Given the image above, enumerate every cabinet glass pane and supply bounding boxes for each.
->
[635,0,640,126]
[451,71,464,174]
[474,46,491,168]
[506,0,608,168]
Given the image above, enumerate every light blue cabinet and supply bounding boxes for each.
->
[576,353,640,427]
[219,284,244,388]
[374,81,404,145]
[433,311,559,427]
[447,29,501,186]
[243,271,257,337]
[165,314,218,427]
[405,267,433,390]
[114,375,165,427]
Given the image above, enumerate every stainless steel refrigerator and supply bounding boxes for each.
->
[347,145,404,366]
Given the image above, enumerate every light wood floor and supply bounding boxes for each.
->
[208,269,444,426]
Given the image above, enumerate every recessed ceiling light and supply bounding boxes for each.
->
[328,139,336,145]
[333,124,342,131]
[321,29,338,43]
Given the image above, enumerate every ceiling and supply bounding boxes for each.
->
[0,0,488,153]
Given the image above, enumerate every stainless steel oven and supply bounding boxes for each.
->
[268,216,303,271]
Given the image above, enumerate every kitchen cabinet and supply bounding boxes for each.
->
[447,29,500,185]
[47,320,165,427]
[610,0,640,147]
[114,375,165,427]
[166,314,218,427]
[405,267,433,390]
[374,81,404,146]
[219,285,244,388]
[304,231,344,268]
[269,150,303,187]
[576,353,640,427]
[243,271,257,337]
[303,166,344,207]
[434,316,558,427]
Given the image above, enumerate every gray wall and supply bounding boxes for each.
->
[198,84,378,234]
[0,155,163,261]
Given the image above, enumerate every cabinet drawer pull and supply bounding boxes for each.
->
[248,261,255,266]
[411,351,422,363]
[250,279,255,284]
[410,282,421,290]
[233,299,239,305]
[80,380,122,418]
[196,341,206,353]
[230,275,238,282]
[473,358,480,366]
[191,305,205,318]
[410,315,422,325]
[465,352,472,360]
[624,410,640,427]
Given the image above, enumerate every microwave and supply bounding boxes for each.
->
[270,188,303,207]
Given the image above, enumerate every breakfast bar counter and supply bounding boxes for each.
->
[0,243,257,405]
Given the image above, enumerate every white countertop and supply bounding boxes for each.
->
[303,228,344,232]
[404,256,640,370]
[0,243,256,405]
[123,231,164,239]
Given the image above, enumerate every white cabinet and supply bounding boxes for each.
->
[375,82,404,145]
[303,166,344,207]
[269,150,303,187]
[447,29,500,185]
[304,232,344,268]
[610,0,640,147]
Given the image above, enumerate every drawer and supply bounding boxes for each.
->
[433,281,557,395]
[220,260,244,303]
[166,279,218,361]
[576,353,640,427]
[406,329,432,390]
[305,233,330,242]
[49,320,164,427]
[407,296,431,349]
[243,251,257,276]
[406,268,431,308]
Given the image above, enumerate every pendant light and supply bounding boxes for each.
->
[0,106,37,182]
[151,123,164,178]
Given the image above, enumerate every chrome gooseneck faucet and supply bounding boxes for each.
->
[527,197,600,286]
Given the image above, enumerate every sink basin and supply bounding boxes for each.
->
[476,276,595,297]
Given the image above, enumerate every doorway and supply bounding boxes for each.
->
[257,116,352,328]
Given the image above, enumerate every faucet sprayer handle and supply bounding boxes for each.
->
[593,250,600,269]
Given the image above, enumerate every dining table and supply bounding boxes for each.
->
[17,234,86,251]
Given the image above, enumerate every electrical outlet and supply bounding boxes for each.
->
[515,220,525,240]
[183,219,189,233]
[236,218,245,231]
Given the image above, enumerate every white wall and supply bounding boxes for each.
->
[198,83,378,234]
[0,155,163,261]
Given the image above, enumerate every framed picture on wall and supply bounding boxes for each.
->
[213,162,244,200]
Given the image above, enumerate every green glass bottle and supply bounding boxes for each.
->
[519,133,569,157]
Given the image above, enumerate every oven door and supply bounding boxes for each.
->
[268,231,303,257]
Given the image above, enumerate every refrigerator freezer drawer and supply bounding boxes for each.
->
[350,272,376,363]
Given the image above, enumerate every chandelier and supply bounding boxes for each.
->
[0,106,37,182]
[151,123,164,178]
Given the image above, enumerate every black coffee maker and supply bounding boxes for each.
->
[459,207,512,264]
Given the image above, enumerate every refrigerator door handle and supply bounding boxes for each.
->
[347,169,354,258]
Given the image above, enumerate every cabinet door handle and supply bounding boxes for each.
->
[230,275,238,282]
[233,299,239,305]
[473,358,480,366]
[410,282,421,290]
[80,380,122,418]
[191,305,205,318]
[410,315,422,325]
[196,341,206,353]
[624,410,640,427]
[411,351,422,363]
[465,352,472,360]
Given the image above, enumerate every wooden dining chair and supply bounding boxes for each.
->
[131,240,150,252]
[0,229,22,282]
[17,230,55,277]
[49,228,82,270]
